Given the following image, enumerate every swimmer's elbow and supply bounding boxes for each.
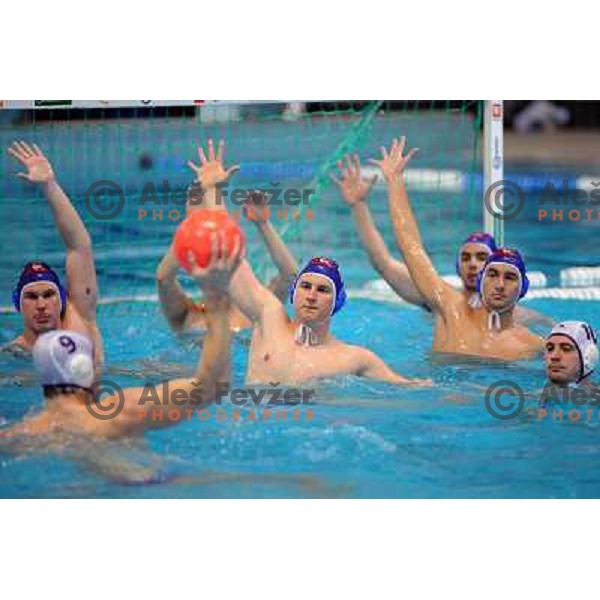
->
[368,252,393,277]
[80,231,93,249]
[156,263,175,284]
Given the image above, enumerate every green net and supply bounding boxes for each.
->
[0,101,483,311]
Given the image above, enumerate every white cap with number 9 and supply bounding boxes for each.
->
[32,330,95,389]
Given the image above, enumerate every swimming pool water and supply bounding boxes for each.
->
[1,293,599,498]
[1,115,599,498]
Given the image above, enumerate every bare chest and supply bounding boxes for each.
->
[248,335,354,384]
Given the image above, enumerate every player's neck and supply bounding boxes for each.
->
[486,307,515,330]
[20,328,39,350]
[293,319,331,346]
[45,389,90,418]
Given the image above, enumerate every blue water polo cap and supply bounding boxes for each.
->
[456,232,497,277]
[13,261,67,317]
[289,256,347,316]
[476,247,530,300]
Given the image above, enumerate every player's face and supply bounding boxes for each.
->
[459,244,490,291]
[545,335,581,384]
[293,274,334,324]
[20,282,61,333]
[482,264,521,311]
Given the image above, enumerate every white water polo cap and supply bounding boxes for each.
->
[548,321,599,382]
[32,330,95,390]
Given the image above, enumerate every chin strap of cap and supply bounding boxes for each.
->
[294,324,319,347]
[468,293,482,309]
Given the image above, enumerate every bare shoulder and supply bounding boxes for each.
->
[63,301,89,331]
[437,284,466,316]
[261,298,291,329]
[1,337,30,356]
[63,302,102,339]
[514,305,554,327]
[515,324,545,349]
[333,341,377,367]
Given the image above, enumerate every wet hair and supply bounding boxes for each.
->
[42,384,89,399]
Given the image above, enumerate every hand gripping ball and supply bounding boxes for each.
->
[173,209,245,272]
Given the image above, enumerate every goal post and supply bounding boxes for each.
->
[483,100,505,246]
[0,100,485,306]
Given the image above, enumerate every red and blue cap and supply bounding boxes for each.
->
[456,232,497,277]
[476,247,530,300]
[13,262,67,317]
[289,256,347,316]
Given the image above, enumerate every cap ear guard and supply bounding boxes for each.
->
[289,274,299,306]
[12,287,20,312]
[582,324,599,377]
[332,285,347,315]
[475,268,485,296]
[519,273,530,299]
[584,344,599,376]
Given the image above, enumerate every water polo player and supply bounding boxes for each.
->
[332,153,551,326]
[544,321,598,387]
[370,137,544,361]
[227,253,431,386]
[156,139,298,333]
[0,231,240,442]
[6,141,104,371]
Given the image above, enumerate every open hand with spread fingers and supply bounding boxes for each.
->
[368,137,419,183]
[187,139,240,188]
[330,153,378,207]
[8,141,56,184]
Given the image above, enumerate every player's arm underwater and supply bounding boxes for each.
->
[370,138,457,316]
[353,346,432,386]
[331,153,428,309]
[514,305,555,328]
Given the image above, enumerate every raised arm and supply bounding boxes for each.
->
[228,259,284,327]
[155,244,195,331]
[243,191,299,302]
[123,233,240,431]
[156,139,240,330]
[369,138,456,314]
[186,138,240,212]
[8,142,97,323]
[331,154,428,308]
[355,347,432,386]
